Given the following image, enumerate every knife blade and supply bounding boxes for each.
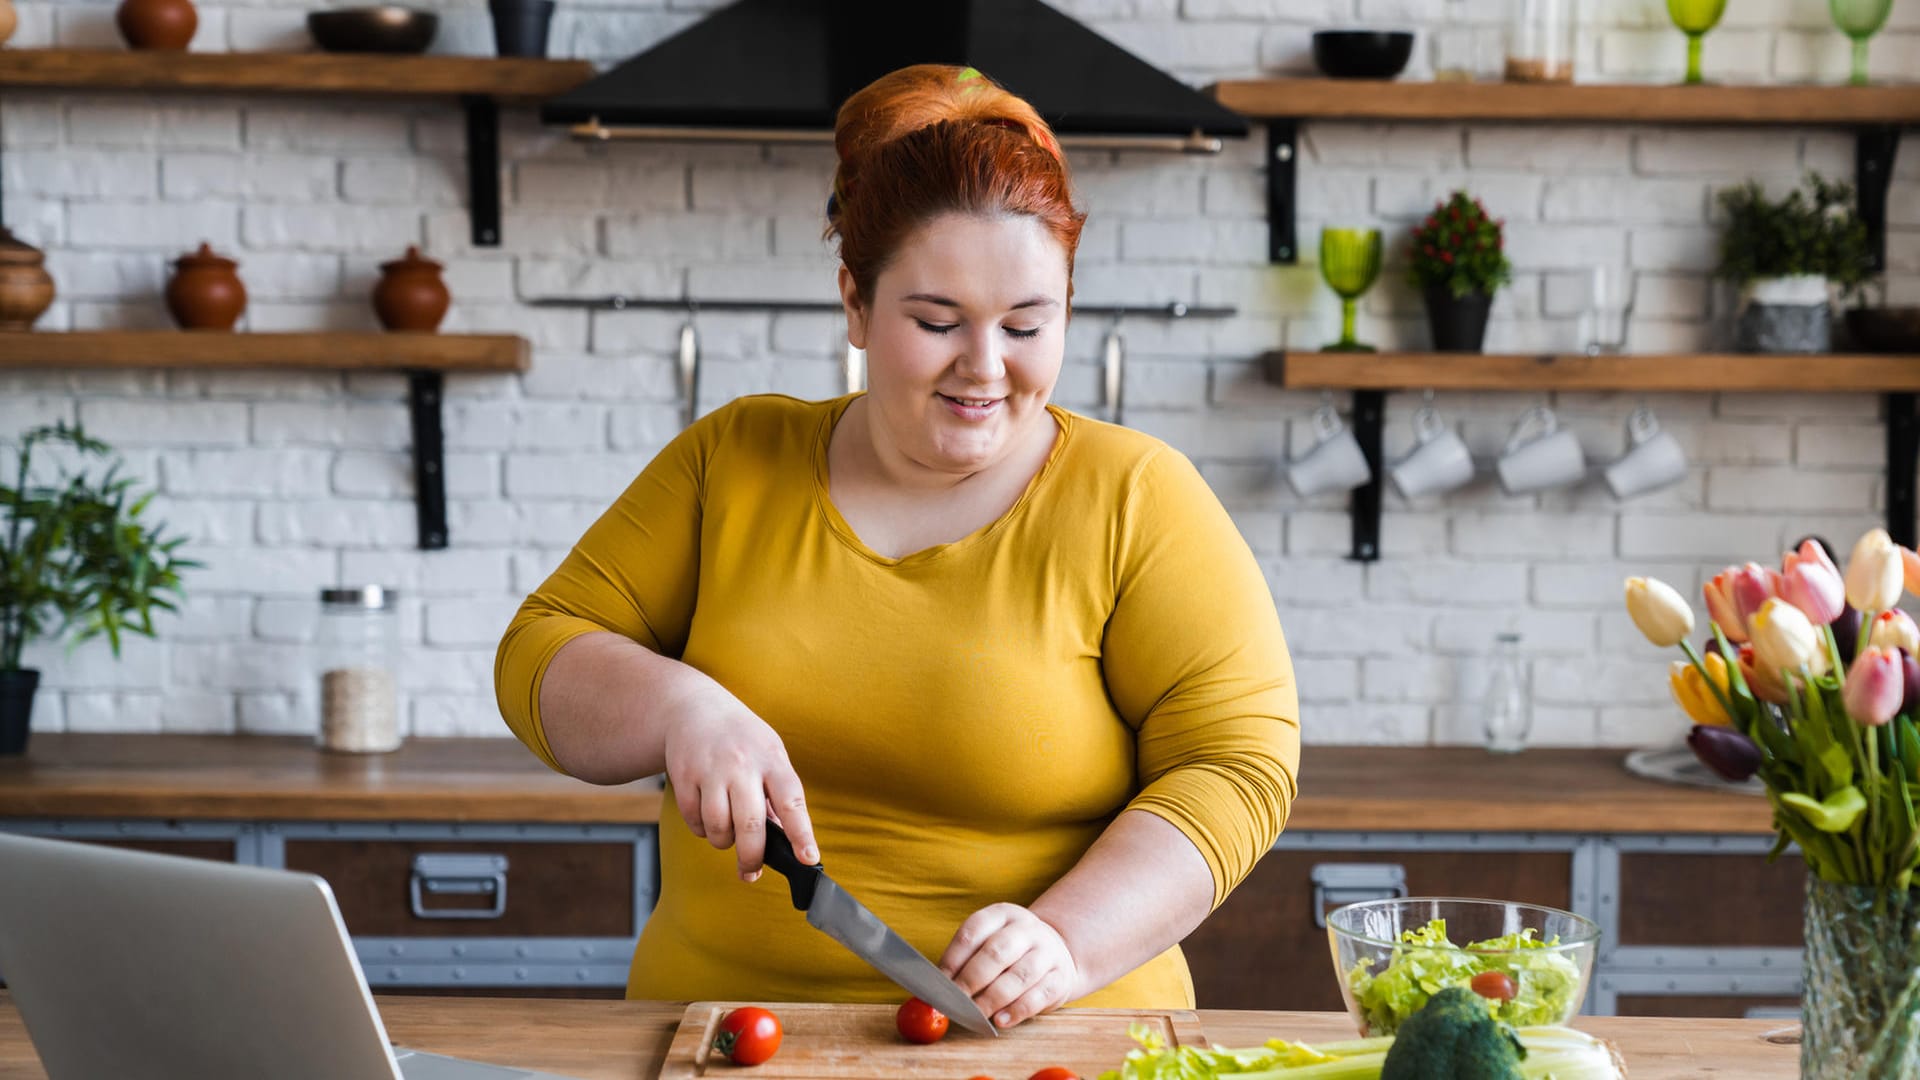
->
[761,822,998,1036]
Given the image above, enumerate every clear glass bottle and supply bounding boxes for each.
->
[1483,632,1532,754]
[317,585,401,754]
[1506,0,1577,83]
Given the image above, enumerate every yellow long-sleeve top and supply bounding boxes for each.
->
[495,392,1299,1008]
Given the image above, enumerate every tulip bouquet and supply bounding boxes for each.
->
[1625,529,1920,890]
[1632,531,1920,1075]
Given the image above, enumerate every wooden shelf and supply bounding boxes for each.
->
[1263,350,1920,393]
[0,48,593,99]
[1212,78,1920,125]
[0,330,529,372]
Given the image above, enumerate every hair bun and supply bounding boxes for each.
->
[833,64,1062,181]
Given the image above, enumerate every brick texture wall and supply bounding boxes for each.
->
[2,0,1916,747]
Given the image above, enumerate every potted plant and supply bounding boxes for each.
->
[1408,191,1512,353]
[1,422,196,754]
[1716,173,1872,354]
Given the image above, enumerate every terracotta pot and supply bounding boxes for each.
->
[372,246,451,332]
[116,0,198,51]
[165,242,246,331]
[0,228,55,331]
[0,1,20,48]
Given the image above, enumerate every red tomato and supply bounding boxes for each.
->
[712,1006,782,1066]
[1470,971,1518,1002]
[1028,1069,1081,1080]
[896,996,950,1044]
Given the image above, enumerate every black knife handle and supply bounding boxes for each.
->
[762,821,823,911]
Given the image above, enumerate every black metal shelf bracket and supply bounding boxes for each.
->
[1266,120,1299,264]
[1857,126,1901,274]
[1349,389,1386,562]
[1889,392,1919,549]
[408,371,449,550]
[463,95,502,248]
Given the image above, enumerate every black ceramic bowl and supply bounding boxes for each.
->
[1312,30,1416,80]
[307,6,439,54]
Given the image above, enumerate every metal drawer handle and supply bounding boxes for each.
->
[410,854,508,920]
[1311,863,1408,928]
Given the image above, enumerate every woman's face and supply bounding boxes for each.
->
[841,212,1069,478]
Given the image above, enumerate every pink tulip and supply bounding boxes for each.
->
[1704,563,1777,643]
[1782,540,1846,625]
[1844,646,1905,726]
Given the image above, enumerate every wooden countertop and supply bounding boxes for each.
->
[0,735,1775,834]
[0,995,1803,1078]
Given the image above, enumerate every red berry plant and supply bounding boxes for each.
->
[1408,190,1512,300]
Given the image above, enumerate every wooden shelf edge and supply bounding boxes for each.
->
[0,48,595,99]
[0,330,530,373]
[1210,78,1920,125]
[1262,351,1920,393]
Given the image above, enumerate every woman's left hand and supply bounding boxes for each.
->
[937,903,1082,1029]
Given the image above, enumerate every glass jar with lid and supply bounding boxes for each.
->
[1506,0,1577,83]
[317,585,401,753]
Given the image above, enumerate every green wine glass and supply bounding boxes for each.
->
[1666,0,1727,85]
[1320,227,1383,353]
[1830,0,1893,85]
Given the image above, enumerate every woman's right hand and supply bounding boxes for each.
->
[660,687,819,883]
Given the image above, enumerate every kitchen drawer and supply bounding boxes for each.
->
[283,840,634,939]
[1616,853,1804,948]
[1184,847,1573,1011]
[1614,994,1801,1019]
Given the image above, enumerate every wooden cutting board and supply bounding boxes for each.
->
[659,1002,1208,1079]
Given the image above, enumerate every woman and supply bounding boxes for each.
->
[495,64,1299,1029]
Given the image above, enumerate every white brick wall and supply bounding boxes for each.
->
[1,0,1913,746]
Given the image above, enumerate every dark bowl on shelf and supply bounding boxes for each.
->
[1845,306,1920,354]
[307,6,439,54]
[1312,30,1416,80]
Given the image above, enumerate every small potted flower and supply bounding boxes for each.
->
[1715,172,1872,354]
[1408,191,1512,353]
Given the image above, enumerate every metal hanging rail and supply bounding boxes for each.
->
[528,297,1236,319]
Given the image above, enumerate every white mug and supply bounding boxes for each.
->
[1390,404,1475,499]
[1288,401,1372,497]
[1604,407,1687,499]
[1497,405,1587,495]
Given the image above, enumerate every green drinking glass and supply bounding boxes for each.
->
[1666,0,1727,85]
[1830,0,1893,85]
[1320,228,1383,353]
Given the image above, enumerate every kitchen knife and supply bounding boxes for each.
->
[761,822,998,1036]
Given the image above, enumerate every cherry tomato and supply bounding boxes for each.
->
[896,996,950,1044]
[712,1006,782,1066]
[1470,970,1518,1002]
[1028,1069,1081,1080]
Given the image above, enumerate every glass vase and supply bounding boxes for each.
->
[1665,0,1727,84]
[1801,876,1920,1079]
[1829,0,1894,86]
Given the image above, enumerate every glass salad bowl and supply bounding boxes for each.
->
[1326,897,1600,1036]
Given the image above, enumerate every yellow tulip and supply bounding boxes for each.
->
[1625,576,1694,648]
[1669,654,1732,726]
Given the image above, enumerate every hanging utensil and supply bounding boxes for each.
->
[1102,316,1125,426]
[678,303,700,430]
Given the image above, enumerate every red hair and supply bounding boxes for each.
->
[826,64,1085,305]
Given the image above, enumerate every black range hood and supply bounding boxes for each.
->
[541,0,1248,148]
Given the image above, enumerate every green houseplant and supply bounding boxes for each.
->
[1,422,196,754]
[1715,173,1872,354]
[1408,191,1512,353]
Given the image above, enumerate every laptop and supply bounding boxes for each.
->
[0,831,580,1079]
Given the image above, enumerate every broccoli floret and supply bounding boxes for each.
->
[1379,986,1527,1080]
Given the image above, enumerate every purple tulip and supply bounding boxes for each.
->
[1902,647,1920,719]
[1688,724,1762,782]
[1832,605,1863,665]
